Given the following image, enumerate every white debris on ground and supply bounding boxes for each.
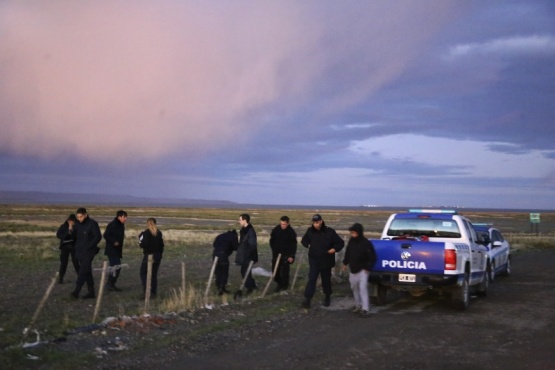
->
[251,267,272,277]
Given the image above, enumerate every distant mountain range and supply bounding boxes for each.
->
[0,191,237,207]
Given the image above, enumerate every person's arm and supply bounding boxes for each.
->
[329,229,345,253]
[103,222,118,246]
[301,229,311,248]
[92,221,102,247]
[366,240,377,271]
[56,223,69,240]
[287,229,298,263]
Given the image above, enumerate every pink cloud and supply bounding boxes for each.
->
[0,1,460,164]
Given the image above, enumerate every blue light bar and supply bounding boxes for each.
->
[408,209,458,214]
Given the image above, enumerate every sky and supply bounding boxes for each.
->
[1,1,554,210]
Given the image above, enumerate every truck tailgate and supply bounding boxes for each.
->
[371,239,446,275]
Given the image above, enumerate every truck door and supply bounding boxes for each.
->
[464,220,486,282]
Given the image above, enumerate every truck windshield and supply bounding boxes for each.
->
[387,218,461,238]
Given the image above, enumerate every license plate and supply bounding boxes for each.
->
[399,274,416,282]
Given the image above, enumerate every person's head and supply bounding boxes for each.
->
[311,214,323,230]
[67,214,77,226]
[146,217,158,236]
[76,208,88,223]
[116,210,128,224]
[280,215,290,230]
[349,223,364,238]
[239,213,250,228]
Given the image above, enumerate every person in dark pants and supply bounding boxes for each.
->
[56,214,80,284]
[139,218,164,298]
[212,229,238,295]
[71,208,102,299]
[235,214,258,294]
[301,214,344,308]
[103,210,128,291]
[269,216,297,292]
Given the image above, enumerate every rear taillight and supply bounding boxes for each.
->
[445,249,457,270]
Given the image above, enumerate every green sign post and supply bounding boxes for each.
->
[530,213,540,235]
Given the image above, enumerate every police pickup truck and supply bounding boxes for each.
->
[370,209,489,310]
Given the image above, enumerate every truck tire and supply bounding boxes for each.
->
[488,261,495,283]
[501,257,511,276]
[452,272,469,310]
[376,284,388,306]
[476,268,488,296]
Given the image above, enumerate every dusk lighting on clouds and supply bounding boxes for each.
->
[0,1,554,209]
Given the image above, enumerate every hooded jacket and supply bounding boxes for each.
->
[104,217,125,258]
[301,221,344,269]
[343,223,377,273]
[74,216,102,260]
[56,221,76,250]
[269,224,298,261]
[213,230,238,264]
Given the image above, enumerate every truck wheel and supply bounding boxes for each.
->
[452,272,469,310]
[501,257,511,276]
[476,268,488,296]
[488,261,495,283]
[376,285,388,306]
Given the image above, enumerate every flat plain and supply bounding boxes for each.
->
[0,204,553,369]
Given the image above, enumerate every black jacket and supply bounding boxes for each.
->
[343,231,377,274]
[103,217,125,258]
[139,229,164,255]
[74,216,102,260]
[235,224,258,265]
[56,222,75,250]
[301,222,344,269]
[269,224,297,261]
[213,230,238,264]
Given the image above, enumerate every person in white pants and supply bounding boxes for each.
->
[341,223,377,317]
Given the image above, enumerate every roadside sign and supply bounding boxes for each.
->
[530,213,541,224]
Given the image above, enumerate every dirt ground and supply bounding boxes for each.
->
[153,249,555,370]
[20,247,549,370]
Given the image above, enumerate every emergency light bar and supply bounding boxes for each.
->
[473,223,493,227]
[408,209,458,214]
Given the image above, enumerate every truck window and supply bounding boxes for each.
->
[387,218,461,238]
[463,221,477,243]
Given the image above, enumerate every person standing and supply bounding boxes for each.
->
[342,223,377,317]
[56,214,80,284]
[212,229,239,295]
[139,218,164,298]
[269,216,297,292]
[301,214,344,308]
[71,208,102,299]
[103,210,128,291]
[235,214,258,294]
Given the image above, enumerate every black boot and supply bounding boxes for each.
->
[323,295,331,307]
[83,286,95,299]
[302,298,311,309]
[70,290,79,299]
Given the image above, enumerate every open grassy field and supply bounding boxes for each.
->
[0,204,553,368]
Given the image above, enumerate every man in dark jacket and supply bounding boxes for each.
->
[212,229,238,295]
[269,216,297,292]
[342,223,377,317]
[103,210,127,291]
[301,214,344,308]
[235,214,258,294]
[71,208,102,299]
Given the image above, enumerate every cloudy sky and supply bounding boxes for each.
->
[1,1,554,209]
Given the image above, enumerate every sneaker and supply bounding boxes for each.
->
[301,298,311,309]
[359,310,372,318]
[323,296,331,307]
[352,305,362,313]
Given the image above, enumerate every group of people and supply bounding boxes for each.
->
[56,208,164,299]
[57,209,377,316]
[213,213,377,317]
